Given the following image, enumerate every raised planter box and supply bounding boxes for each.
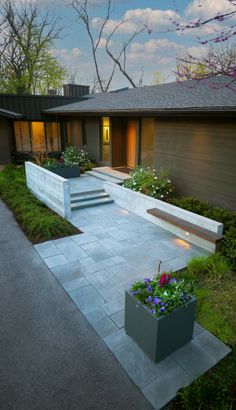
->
[125,290,196,363]
[46,166,80,179]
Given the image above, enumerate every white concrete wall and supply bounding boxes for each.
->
[103,182,223,252]
[25,162,71,219]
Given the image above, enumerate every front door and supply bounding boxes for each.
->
[111,118,127,167]
[111,118,138,168]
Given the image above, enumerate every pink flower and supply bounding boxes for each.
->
[159,273,172,288]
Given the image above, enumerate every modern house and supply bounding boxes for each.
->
[46,76,236,211]
[0,84,89,163]
[0,77,235,210]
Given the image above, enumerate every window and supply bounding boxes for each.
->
[45,122,61,151]
[14,121,31,152]
[14,121,61,152]
[141,118,155,167]
[102,117,110,162]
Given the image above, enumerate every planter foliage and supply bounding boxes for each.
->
[125,273,196,362]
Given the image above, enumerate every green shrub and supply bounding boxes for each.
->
[0,166,79,243]
[62,146,93,168]
[43,158,57,168]
[123,166,174,200]
[168,196,210,215]
[187,253,230,282]
[220,228,236,271]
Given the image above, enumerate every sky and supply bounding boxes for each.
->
[18,0,236,89]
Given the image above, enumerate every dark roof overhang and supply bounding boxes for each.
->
[0,108,23,119]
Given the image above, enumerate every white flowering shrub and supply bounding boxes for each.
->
[123,166,174,200]
[62,146,93,167]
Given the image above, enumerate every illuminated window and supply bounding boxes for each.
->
[102,117,110,162]
[14,121,61,152]
[14,121,31,152]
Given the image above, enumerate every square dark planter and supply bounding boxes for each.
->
[125,290,196,363]
[47,166,80,178]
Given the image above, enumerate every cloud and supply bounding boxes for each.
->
[51,47,82,70]
[95,37,113,48]
[185,0,235,19]
[92,8,180,35]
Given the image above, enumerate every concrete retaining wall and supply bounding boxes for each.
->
[103,182,223,252]
[25,162,71,219]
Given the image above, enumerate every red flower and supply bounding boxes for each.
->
[159,272,172,287]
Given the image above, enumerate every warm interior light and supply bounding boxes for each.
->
[103,117,110,144]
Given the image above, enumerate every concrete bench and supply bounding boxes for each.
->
[147,208,224,251]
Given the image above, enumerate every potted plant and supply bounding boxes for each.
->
[43,147,94,178]
[125,272,196,363]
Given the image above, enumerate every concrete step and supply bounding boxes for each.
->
[71,189,105,197]
[86,170,123,184]
[92,167,129,181]
[71,192,110,203]
[71,197,114,210]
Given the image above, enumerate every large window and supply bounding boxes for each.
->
[102,117,110,162]
[141,118,155,167]
[14,121,61,152]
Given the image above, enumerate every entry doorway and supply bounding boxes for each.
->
[111,118,137,169]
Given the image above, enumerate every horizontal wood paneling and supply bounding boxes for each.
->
[153,119,236,210]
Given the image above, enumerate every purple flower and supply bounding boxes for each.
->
[150,309,156,315]
[169,278,177,284]
[146,295,153,303]
[152,297,161,305]
[160,307,165,313]
[147,285,153,292]
[160,301,165,306]
[144,278,152,283]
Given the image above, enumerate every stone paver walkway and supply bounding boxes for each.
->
[35,181,231,410]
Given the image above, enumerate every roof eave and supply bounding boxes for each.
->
[44,107,236,117]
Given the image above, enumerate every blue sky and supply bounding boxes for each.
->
[34,0,235,89]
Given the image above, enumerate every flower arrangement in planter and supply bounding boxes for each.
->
[125,272,196,362]
[123,166,174,199]
[43,146,94,178]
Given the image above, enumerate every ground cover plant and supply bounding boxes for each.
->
[0,165,79,243]
[169,253,236,410]
[123,166,173,200]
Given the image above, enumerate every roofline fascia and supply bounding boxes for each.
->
[44,108,236,118]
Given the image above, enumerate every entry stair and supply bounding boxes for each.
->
[70,188,113,210]
[86,167,130,184]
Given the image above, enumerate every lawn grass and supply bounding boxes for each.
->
[0,165,80,243]
[170,254,236,409]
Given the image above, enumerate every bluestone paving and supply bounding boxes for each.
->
[142,364,194,410]
[31,183,231,410]
[103,328,132,352]
[0,200,153,410]
[110,310,125,328]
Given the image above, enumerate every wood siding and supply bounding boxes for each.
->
[153,119,236,211]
